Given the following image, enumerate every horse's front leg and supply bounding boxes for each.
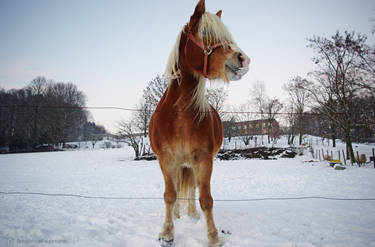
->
[159,162,178,246]
[195,156,222,247]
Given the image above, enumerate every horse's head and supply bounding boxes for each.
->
[180,0,250,82]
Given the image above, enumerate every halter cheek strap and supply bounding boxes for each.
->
[184,32,231,78]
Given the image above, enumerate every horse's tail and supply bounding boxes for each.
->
[178,166,196,210]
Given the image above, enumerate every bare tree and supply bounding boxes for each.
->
[250,80,267,118]
[134,75,168,138]
[355,28,375,93]
[206,86,229,117]
[118,119,145,159]
[250,81,282,144]
[26,77,48,146]
[264,98,283,144]
[222,115,237,143]
[284,103,297,145]
[134,99,153,137]
[351,95,375,142]
[143,74,168,110]
[250,81,267,144]
[235,103,256,146]
[221,105,238,143]
[283,76,312,145]
[307,31,374,162]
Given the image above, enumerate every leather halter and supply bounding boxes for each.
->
[184,31,231,78]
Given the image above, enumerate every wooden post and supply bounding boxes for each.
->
[372,148,375,168]
[331,150,333,160]
[360,154,366,165]
[342,150,347,166]
[356,151,360,167]
[338,151,340,162]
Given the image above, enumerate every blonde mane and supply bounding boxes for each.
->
[164,12,234,120]
[198,12,234,47]
[165,30,183,83]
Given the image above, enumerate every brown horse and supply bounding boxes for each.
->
[149,0,250,246]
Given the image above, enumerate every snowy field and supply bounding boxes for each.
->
[1,144,375,247]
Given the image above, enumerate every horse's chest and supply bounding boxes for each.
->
[169,118,210,146]
[170,118,190,141]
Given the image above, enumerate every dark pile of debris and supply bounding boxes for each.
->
[216,147,297,160]
[135,153,157,161]
[136,147,298,161]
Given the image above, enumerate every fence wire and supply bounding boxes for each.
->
[1,104,374,127]
[1,104,375,116]
[1,191,375,202]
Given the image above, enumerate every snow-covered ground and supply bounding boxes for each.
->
[1,142,375,246]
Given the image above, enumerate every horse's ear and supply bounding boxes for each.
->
[193,0,205,18]
[189,0,205,33]
[216,10,222,18]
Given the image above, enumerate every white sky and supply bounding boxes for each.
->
[1,0,374,132]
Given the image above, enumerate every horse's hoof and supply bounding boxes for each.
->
[208,241,223,247]
[208,236,224,247]
[159,237,174,247]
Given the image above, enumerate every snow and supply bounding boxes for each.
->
[1,140,375,247]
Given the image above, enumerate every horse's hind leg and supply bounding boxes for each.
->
[173,169,181,219]
[159,160,178,246]
[187,176,199,219]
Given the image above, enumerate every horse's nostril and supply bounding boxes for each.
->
[238,53,245,64]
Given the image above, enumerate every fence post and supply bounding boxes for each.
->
[338,151,340,162]
[372,148,375,168]
[356,151,360,167]
[342,150,347,166]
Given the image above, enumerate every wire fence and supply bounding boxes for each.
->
[1,104,375,116]
[1,104,374,129]
[1,191,375,202]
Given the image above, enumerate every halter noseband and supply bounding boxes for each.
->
[184,31,231,78]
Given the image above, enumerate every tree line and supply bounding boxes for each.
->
[0,76,106,152]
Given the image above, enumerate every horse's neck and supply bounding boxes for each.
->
[163,73,210,121]
[169,73,206,108]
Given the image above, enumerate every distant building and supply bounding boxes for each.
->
[223,119,280,137]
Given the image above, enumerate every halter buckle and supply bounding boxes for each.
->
[204,46,212,55]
